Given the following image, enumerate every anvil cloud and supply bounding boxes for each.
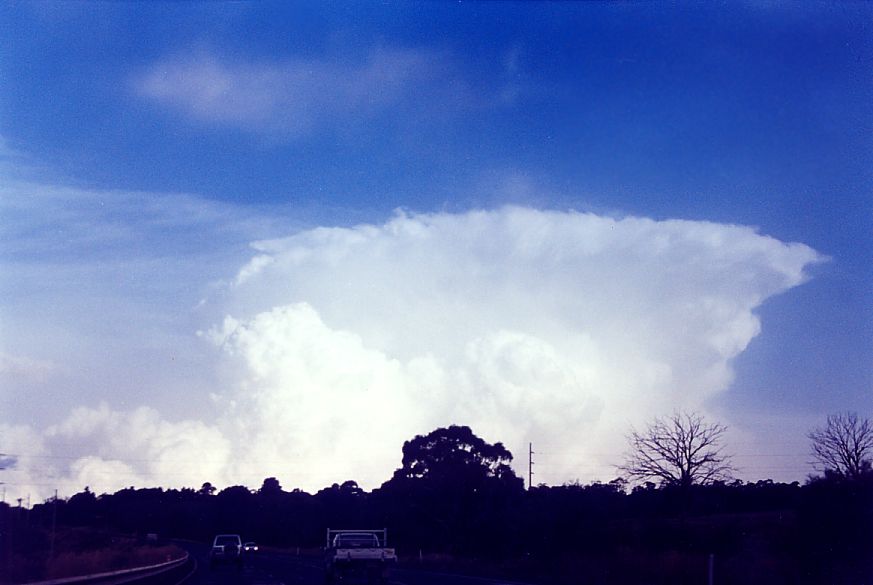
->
[0,206,822,500]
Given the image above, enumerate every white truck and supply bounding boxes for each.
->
[324,529,396,584]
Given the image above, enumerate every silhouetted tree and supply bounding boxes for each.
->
[198,482,216,496]
[392,425,521,486]
[214,485,253,533]
[65,486,98,525]
[258,477,283,496]
[808,412,873,479]
[380,425,524,555]
[620,411,733,489]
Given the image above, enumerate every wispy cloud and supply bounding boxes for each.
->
[133,47,461,137]
[0,179,290,260]
[0,352,54,381]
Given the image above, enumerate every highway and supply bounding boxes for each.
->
[177,542,536,585]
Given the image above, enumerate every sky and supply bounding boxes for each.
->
[0,2,871,503]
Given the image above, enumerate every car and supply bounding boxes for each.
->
[244,541,259,553]
[209,534,243,568]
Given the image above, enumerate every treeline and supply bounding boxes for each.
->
[5,424,873,584]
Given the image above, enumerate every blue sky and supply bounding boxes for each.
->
[0,2,870,498]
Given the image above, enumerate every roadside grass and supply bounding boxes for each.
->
[44,543,184,580]
[3,527,184,584]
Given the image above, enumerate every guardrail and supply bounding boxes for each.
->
[24,553,193,585]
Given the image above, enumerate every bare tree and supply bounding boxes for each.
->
[808,412,873,479]
[619,411,733,488]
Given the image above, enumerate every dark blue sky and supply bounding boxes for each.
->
[3,4,869,233]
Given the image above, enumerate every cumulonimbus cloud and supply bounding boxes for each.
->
[206,207,822,490]
[3,206,823,500]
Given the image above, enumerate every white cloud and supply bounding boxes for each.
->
[0,174,295,501]
[205,207,822,489]
[134,47,456,136]
[210,303,434,489]
[2,206,824,500]
[0,423,51,502]
[0,352,55,381]
[41,403,233,496]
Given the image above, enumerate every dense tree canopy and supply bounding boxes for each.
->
[376,426,524,554]
[392,425,521,486]
[259,477,283,496]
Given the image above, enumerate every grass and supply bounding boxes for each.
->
[2,527,185,584]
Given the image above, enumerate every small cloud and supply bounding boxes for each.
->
[133,47,453,137]
[0,352,55,382]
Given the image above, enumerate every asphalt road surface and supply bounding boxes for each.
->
[176,542,535,585]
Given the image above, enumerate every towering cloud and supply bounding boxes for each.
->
[2,207,823,499]
[206,207,822,489]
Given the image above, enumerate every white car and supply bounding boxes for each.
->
[209,534,243,568]
[244,541,259,553]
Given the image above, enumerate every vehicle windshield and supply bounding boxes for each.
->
[335,534,379,548]
[216,536,239,546]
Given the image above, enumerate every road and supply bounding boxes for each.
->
[176,542,536,585]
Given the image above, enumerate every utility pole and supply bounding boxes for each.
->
[528,442,534,490]
[50,489,58,560]
[0,454,6,501]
